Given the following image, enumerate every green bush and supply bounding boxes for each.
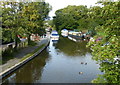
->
[2,47,14,64]
[28,40,37,46]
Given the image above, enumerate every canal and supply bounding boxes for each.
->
[2,37,102,83]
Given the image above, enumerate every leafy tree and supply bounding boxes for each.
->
[53,5,87,31]
[1,2,23,47]
[21,2,51,44]
[53,5,102,32]
[1,1,51,46]
[87,1,120,83]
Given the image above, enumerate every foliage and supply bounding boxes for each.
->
[1,1,51,46]
[2,47,14,64]
[53,5,84,31]
[19,2,51,44]
[28,40,37,46]
[47,20,54,27]
[87,1,120,83]
[1,1,51,64]
[53,5,104,32]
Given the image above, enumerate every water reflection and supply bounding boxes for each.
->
[55,37,91,56]
[51,40,59,44]
[2,49,50,83]
[2,37,102,83]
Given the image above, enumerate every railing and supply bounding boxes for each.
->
[2,40,28,52]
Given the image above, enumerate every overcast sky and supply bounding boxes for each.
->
[45,0,101,18]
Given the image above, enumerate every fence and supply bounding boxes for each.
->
[2,40,28,52]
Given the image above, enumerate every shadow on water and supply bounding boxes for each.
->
[55,37,91,57]
[2,49,50,83]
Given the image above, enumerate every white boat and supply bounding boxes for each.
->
[50,31,59,41]
[68,31,80,35]
[61,29,68,37]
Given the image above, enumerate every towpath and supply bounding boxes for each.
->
[0,37,49,73]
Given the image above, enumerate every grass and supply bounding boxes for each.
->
[2,48,14,64]
[28,40,37,46]
[0,60,2,65]
[20,44,45,61]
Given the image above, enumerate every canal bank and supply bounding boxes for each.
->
[0,38,50,79]
[2,37,102,83]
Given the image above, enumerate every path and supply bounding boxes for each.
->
[0,37,49,72]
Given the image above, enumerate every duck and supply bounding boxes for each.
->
[81,62,84,64]
[79,72,83,74]
[85,63,87,65]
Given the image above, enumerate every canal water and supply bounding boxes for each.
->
[2,37,102,83]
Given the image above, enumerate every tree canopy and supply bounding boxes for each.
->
[87,1,120,83]
[53,5,103,33]
[1,1,52,47]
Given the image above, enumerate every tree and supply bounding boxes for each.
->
[87,1,120,83]
[1,1,51,46]
[53,5,88,31]
[53,5,103,32]
[21,2,51,44]
[1,2,24,47]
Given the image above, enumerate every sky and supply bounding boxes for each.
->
[45,0,101,18]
